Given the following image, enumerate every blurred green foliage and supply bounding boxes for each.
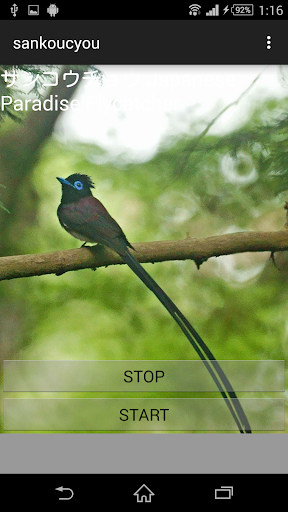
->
[1,84,288,433]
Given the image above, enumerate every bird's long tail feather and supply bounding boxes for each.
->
[121,249,251,434]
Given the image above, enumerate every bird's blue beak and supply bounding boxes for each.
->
[57,177,74,188]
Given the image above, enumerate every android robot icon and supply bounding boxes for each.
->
[47,3,59,17]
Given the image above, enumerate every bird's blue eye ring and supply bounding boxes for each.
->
[74,180,83,190]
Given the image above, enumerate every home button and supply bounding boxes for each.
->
[133,484,155,503]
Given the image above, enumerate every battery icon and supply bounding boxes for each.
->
[231,4,254,15]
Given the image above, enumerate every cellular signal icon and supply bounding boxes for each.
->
[206,4,219,15]
[189,4,201,16]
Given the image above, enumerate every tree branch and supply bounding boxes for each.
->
[1,229,288,282]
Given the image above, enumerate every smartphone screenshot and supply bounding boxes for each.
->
[0,3,287,505]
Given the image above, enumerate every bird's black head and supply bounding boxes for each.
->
[57,174,95,203]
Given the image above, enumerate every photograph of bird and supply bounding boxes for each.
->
[57,173,251,433]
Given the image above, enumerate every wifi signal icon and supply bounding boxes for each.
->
[189,4,201,16]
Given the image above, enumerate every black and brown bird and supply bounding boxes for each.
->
[57,173,251,433]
